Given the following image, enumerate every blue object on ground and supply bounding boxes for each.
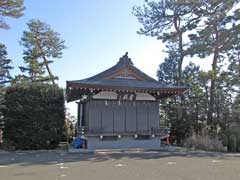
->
[72,137,83,149]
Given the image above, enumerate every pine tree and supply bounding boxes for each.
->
[133,0,200,85]
[20,19,66,84]
[157,49,178,85]
[227,32,240,94]
[0,0,25,29]
[188,0,239,125]
[19,49,47,82]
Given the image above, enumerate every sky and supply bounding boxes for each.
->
[0,0,212,117]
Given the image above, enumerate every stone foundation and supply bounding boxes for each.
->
[86,136,161,150]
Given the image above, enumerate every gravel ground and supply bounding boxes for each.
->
[0,150,240,180]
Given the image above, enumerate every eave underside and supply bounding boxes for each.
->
[66,82,186,102]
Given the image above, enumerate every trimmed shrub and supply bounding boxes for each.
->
[184,135,224,152]
[2,83,65,150]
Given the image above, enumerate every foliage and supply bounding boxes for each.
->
[227,42,240,93]
[184,135,225,152]
[2,83,65,150]
[0,43,13,90]
[232,95,240,122]
[160,98,191,144]
[18,50,46,82]
[157,50,178,85]
[188,0,238,124]
[160,63,209,143]
[133,0,200,85]
[134,0,240,145]
[0,0,25,29]
[63,111,76,142]
[0,43,13,129]
[19,19,66,84]
[222,127,240,152]
[133,0,203,143]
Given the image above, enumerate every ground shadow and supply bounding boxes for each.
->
[0,149,232,166]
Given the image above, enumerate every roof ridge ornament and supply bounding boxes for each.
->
[118,52,134,66]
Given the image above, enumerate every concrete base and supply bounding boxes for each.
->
[69,137,163,152]
[88,137,160,150]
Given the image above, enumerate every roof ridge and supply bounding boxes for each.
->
[76,52,158,82]
[117,52,134,66]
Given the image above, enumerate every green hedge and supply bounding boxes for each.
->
[2,83,65,150]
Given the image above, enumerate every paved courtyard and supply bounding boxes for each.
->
[0,150,240,180]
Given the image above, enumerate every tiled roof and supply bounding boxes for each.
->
[66,53,187,102]
[83,52,157,82]
[69,78,182,90]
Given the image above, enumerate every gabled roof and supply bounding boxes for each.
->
[66,52,187,102]
[78,52,157,82]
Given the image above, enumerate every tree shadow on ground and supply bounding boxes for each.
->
[0,149,233,166]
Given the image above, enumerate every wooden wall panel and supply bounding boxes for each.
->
[102,103,114,133]
[88,101,102,132]
[137,102,148,132]
[125,102,137,132]
[85,100,159,134]
[148,103,160,130]
[114,105,125,132]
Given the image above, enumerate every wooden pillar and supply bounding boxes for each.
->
[81,102,85,126]
[76,100,86,127]
[76,101,81,127]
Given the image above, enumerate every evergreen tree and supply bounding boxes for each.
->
[134,0,240,140]
[133,1,204,143]
[0,0,25,29]
[232,95,240,123]
[133,0,205,142]
[188,0,239,125]
[20,19,66,84]
[160,62,210,143]
[157,49,178,85]
[19,49,46,82]
[0,43,13,128]
[133,0,200,85]
[0,43,13,92]
[227,33,240,94]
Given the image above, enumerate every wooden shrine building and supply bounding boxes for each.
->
[66,53,186,148]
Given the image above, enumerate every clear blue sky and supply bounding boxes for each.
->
[0,0,170,88]
[0,0,212,116]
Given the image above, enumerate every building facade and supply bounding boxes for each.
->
[66,53,186,149]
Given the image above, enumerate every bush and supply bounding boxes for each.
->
[184,135,224,152]
[222,128,240,152]
[2,83,65,150]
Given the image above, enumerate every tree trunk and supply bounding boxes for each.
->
[41,55,56,85]
[173,14,184,86]
[178,32,184,86]
[174,14,187,125]
[238,48,240,79]
[35,38,56,85]
[208,28,219,125]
